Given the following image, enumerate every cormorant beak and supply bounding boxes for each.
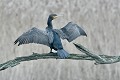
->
[53,16,58,19]
[52,14,63,19]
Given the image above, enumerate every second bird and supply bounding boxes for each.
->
[14,14,87,58]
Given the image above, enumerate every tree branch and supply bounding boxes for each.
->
[73,43,120,64]
[0,43,120,71]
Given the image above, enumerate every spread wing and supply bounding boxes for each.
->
[54,22,87,42]
[14,27,50,46]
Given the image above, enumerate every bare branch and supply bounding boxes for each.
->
[0,43,120,71]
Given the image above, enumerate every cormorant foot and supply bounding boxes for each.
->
[50,51,53,53]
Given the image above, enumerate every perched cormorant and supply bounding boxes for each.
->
[14,14,87,58]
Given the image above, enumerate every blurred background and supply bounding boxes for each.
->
[0,0,120,80]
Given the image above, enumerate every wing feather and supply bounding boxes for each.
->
[54,22,87,42]
[14,27,49,46]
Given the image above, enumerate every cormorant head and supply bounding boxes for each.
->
[48,14,58,20]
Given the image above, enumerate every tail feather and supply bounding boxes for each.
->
[57,49,69,59]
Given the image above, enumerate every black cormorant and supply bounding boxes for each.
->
[14,14,87,58]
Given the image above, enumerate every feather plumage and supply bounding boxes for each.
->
[14,27,50,46]
[54,22,87,42]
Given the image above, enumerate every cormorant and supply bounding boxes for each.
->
[14,14,87,58]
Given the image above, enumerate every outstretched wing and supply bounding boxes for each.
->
[54,22,87,42]
[14,27,49,46]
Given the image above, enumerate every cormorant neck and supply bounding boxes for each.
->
[47,18,53,29]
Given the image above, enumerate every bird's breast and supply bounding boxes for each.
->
[46,29,54,45]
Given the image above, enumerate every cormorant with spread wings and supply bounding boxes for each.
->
[14,14,87,58]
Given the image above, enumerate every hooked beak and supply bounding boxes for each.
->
[53,15,63,19]
[53,16,58,19]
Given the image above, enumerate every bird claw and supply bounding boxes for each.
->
[50,52,53,53]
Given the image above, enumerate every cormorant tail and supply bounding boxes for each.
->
[57,49,69,59]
